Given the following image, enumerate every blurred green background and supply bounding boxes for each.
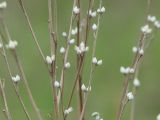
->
[0,0,160,119]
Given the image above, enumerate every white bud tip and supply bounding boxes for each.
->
[0,43,3,49]
[97,60,103,65]
[141,24,152,34]
[101,7,106,13]
[62,32,67,37]
[127,92,134,101]
[157,114,160,120]
[68,39,75,45]
[129,68,135,74]
[74,42,89,54]
[81,84,91,92]
[154,21,160,29]
[147,15,156,22]
[120,66,134,74]
[89,10,97,18]
[60,47,65,54]
[120,66,125,74]
[46,56,52,64]
[64,107,73,115]
[65,62,70,69]
[54,81,61,88]
[97,7,106,14]
[92,57,102,66]
[132,46,138,53]
[71,28,78,35]
[81,84,87,91]
[73,6,80,14]
[133,78,140,87]
[91,112,99,117]
[12,75,20,83]
[87,86,91,92]
[6,40,18,50]
[92,57,98,64]
[0,1,7,9]
[139,49,144,55]
[46,55,55,64]
[92,24,97,31]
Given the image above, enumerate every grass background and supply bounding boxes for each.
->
[0,0,160,119]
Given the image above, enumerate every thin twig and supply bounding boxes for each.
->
[0,79,12,120]
[130,87,136,120]
[1,19,42,120]
[64,1,95,119]
[2,109,9,120]
[57,0,77,105]
[116,1,152,120]
[84,0,94,45]
[119,99,128,120]
[129,67,139,120]
[17,0,46,65]
[75,0,84,119]
[51,32,60,120]
[64,57,84,120]
[130,1,155,118]
[12,51,40,120]
[0,37,32,120]
[48,0,60,119]
[76,1,95,118]
[79,3,102,120]
[48,0,54,54]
